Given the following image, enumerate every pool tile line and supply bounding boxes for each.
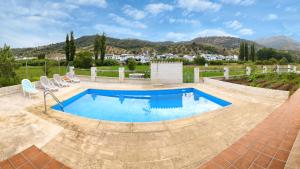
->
[0,145,70,169]
[199,89,300,169]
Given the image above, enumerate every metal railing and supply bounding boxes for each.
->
[43,90,64,113]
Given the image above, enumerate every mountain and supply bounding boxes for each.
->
[256,36,300,51]
[191,36,257,49]
[12,35,256,58]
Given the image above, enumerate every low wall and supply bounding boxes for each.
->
[78,75,151,84]
[203,77,289,100]
[151,62,183,84]
[0,81,41,97]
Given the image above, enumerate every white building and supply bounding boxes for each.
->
[183,55,195,61]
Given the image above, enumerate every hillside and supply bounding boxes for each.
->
[256,36,300,51]
[12,35,256,58]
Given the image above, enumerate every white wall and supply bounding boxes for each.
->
[151,62,183,84]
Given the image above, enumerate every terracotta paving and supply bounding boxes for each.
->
[200,89,300,169]
[0,145,70,169]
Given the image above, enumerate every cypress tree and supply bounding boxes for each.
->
[239,42,245,61]
[69,31,76,61]
[100,32,106,62]
[250,43,256,62]
[245,43,249,61]
[94,34,100,60]
[65,34,70,61]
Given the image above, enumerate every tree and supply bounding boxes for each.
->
[250,43,256,62]
[244,43,249,61]
[127,58,137,70]
[0,45,20,87]
[239,42,245,61]
[73,51,94,68]
[99,33,106,62]
[65,34,70,61]
[194,56,206,65]
[69,31,76,62]
[279,57,288,65]
[93,34,101,60]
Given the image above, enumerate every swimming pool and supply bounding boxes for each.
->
[52,88,231,122]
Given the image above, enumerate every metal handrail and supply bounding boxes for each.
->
[43,90,64,113]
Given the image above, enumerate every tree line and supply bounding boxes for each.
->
[239,42,293,63]
[64,32,107,66]
[239,42,256,62]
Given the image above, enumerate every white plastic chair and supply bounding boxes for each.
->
[53,74,70,87]
[40,76,59,91]
[21,79,38,98]
[66,72,80,83]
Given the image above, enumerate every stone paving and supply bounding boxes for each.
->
[0,81,292,169]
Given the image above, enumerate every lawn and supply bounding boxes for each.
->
[14,64,299,84]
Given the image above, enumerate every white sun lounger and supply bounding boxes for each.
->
[21,79,38,98]
[65,72,80,83]
[53,74,70,87]
[40,76,59,91]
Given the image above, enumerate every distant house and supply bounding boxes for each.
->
[183,55,195,61]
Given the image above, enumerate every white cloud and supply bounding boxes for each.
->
[266,14,278,21]
[145,3,174,15]
[165,32,187,41]
[197,29,236,37]
[239,28,254,35]
[221,0,255,6]
[94,24,141,37]
[177,0,221,12]
[0,1,75,47]
[123,5,146,20]
[66,0,107,8]
[109,14,147,29]
[169,18,200,25]
[225,20,243,30]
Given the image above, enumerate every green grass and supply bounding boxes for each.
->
[13,64,299,84]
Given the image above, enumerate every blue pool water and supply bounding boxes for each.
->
[52,88,231,122]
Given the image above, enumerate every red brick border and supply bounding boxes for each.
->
[0,145,70,169]
[200,89,300,169]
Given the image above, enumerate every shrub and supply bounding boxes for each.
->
[269,58,278,64]
[209,60,224,65]
[73,51,94,68]
[95,59,119,66]
[127,58,137,70]
[193,56,206,65]
[279,57,288,65]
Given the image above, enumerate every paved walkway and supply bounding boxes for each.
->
[0,145,70,169]
[199,89,300,169]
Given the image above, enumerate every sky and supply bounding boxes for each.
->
[0,0,299,48]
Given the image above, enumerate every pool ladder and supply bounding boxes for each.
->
[43,90,64,113]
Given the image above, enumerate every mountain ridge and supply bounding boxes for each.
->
[12,35,259,58]
[256,35,300,51]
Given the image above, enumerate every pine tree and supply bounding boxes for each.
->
[99,32,106,62]
[94,34,100,60]
[69,31,76,61]
[250,43,256,62]
[65,34,70,61]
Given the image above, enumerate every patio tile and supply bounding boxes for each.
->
[198,89,300,169]
[254,154,272,168]
[0,145,69,169]
[268,159,285,169]
[9,154,27,168]
[274,149,289,162]
[0,160,13,169]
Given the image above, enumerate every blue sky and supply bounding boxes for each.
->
[0,0,299,48]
